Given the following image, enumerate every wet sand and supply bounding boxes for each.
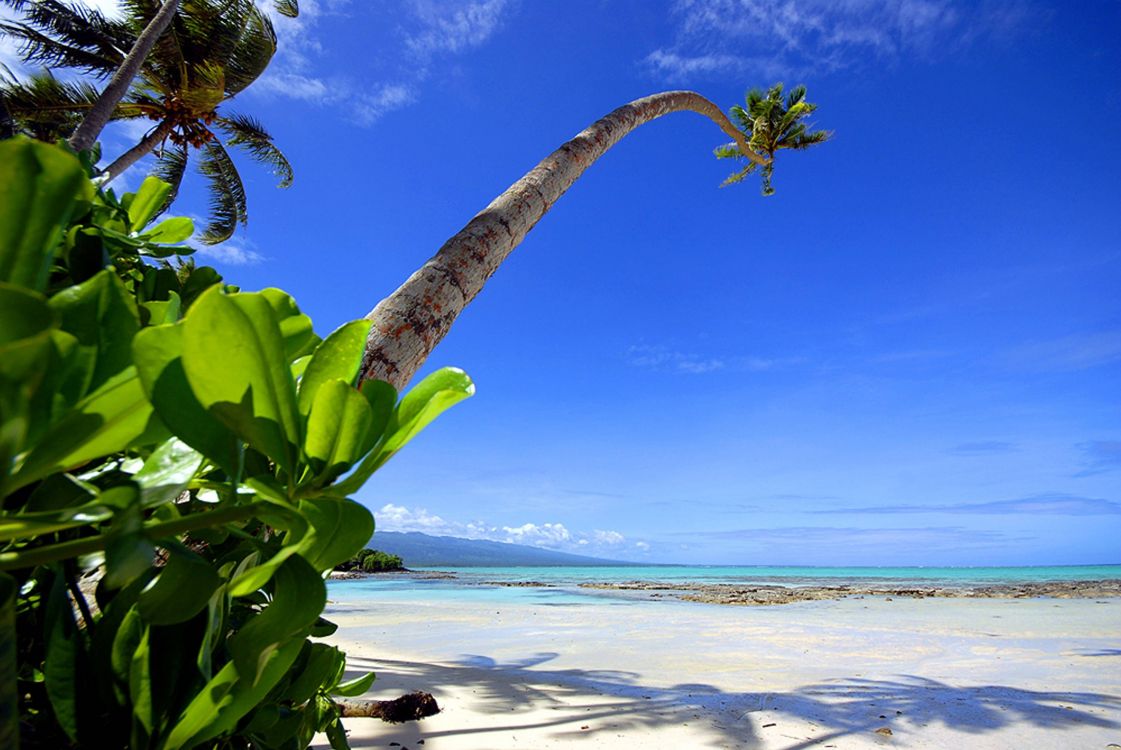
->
[315,587,1121,749]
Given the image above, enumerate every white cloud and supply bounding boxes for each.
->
[626,344,801,375]
[353,83,417,126]
[646,0,1032,80]
[405,0,511,56]
[375,503,635,556]
[250,0,513,126]
[191,234,267,266]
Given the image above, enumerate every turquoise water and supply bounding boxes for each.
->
[327,564,1121,607]
[414,564,1121,586]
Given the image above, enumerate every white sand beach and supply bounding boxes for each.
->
[316,591,1121,749]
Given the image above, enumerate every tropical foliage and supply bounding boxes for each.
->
[0,0,298,243]
[0,137,474,749]
[715,83,830,195]
[338,549,404,573]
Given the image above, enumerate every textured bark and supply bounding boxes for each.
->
[336,691,440,722]
[99,119,174,184]
[361,90,769,390]
[68,0,180,153]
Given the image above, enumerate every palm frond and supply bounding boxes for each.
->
[197,138,246,244]
[224,6,277,95]
[152,138,188,212]
[273,0,299,18]
[0,71,100,138]
[713,142,742,160]
[0,0,132,74]
[719,164,756,188]
[216,112,293,187]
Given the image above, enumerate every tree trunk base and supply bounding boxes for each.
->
[336,691,440,723]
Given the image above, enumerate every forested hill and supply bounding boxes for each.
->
[369,531,636,567]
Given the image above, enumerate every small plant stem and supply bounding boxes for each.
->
[0,503,265,571]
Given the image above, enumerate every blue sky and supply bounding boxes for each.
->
[9,0,1119,565]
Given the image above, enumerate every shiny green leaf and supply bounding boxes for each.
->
[129,623,154,733]
[11,368,164,491]
[331,670,376,698]
[304,380,375,481]
[297,320,371,415]
[0,137,91,291]
[44,573,80,742]
[181,287,301,471]
[259,287,319,362]
[140,216,194,244]
[133,439,204,509]
[49,269,140,401]
[133,324,240,474]
[138,546,222,625]
[334,367,474,495]
[229,555,324,684]
[296,497,374,572]
[125,177,172,230]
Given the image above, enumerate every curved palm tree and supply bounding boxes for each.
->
[359,88,825,390]
[714,83,830,195]
[0,0,298,243]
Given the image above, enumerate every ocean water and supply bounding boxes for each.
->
[326,564,1121,607]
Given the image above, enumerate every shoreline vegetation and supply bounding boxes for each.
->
[328,569,1121,604]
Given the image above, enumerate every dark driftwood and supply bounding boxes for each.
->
[336,692,440,722]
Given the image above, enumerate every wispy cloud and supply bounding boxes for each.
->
[998,330,1121,372]
[190,232,267,266]
[626,343,800,375]
[951,441,1018,455]
[374,503,636,557]
[811,493,1121,516]
[645,0,1035,81]
[680,525,1020,548]
[253,0,513,126]
[1075,441,1121,478]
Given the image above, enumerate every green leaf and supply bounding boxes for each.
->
[286,643,342,705]
[133,438,204,509]
[129,623,154,734]
[334,368,473,495]
[125,176,173,231]
[163,637,304,750]
[49,269,140,401]
[0,574,16,750]
[180,287,301,471]
[0,282,56,347]
[259,287,319,362]
[229,555,324,685]
[296,497,374,572]
[303,380,376,481]
[102,485,154,590]
[331,670,376,697]
[11,368,165,492]
[44,572,80,742]
[139,216,193,244]
[133,324,241,475]
[297,320,371,415]
[0,137,92,291]
[138,546,223,625]
[140,290,182,326]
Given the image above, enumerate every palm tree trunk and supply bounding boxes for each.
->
[98,119,174,184]
[360,90,769,389]
[68,0,180,153]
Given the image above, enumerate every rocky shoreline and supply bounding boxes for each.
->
[575,579,1121,605]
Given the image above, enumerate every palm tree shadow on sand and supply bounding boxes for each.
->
[328,652,1121,749]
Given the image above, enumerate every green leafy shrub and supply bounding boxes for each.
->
[337,549,404,573]
[0,137,474,749]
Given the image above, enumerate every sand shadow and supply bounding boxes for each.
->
[327,652,1121,749]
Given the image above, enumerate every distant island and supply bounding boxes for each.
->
[367,531,640,567]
